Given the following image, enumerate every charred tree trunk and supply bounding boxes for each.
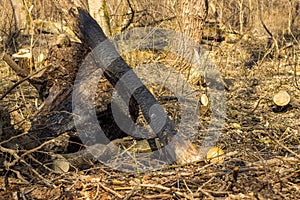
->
[69,7,179,162]
[56,2,200,163]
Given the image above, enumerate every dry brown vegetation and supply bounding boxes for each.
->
[0,0,300,199]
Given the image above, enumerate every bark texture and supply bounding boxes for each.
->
[180,0,208,43]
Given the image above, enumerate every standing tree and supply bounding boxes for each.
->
[88,0,111,36]
[179,0,208,43]
[9,0,27,31]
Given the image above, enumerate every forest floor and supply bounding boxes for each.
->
[0,28,300,199]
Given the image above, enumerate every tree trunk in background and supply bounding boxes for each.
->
[88,0,111,36]
[9,0,27,30]
[179,0,208,43]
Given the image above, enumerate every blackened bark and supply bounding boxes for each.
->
[71,8,178,159]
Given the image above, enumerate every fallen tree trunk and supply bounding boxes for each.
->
[61,6,200,164]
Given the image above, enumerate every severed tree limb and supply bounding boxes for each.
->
[1,53,47,99]
[1,53,29,78]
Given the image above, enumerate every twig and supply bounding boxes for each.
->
[9,169,30,184]
[123,183,140,200]
[20,159,53,187]
[198,188,214,199]
[1,137,66,168]
[121,0,135,32]
[1,53,29,78]
[99,182,124,199]
[193,151,239,175]
[266,133,300,159]
[0,131,29,145]
[116,184,194,199]
[0,145,21,168]
[92,184,100,199]
[257,0,279,56]
[0,144,53,186]
[245,97,264,114]
[27,154,57,173]
[0,54,48,100]
[200,189,229,196]
[173,191,194,200]
[143,194,173,199]
[257,0,273,38]
[183,179,193,195]
[199,177,214,189]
